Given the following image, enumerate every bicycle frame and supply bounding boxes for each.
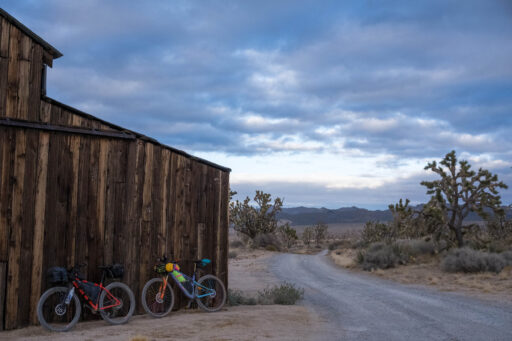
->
[68,270,121,311]
[158,268,215,300]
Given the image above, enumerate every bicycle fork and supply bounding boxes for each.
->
[64,287,75,305]
[159,275,169,301]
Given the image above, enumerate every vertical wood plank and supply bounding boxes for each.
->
[39,100,51,123]
[86,138,100,280]
[0,127,14,262]
[166,153,177,257]
[29,132,49,324]
[5,25,20,119]
[27,44,42,122]
[139,142,153,288]
[0,262,6,330]
[220,171,230,287]
[124,141,144,311]
[5,129,26,330]
[16,35,31,120]
[17,130,38,326]
[74,137,91,274]
[0,19,10,118]
[66,131,81,268]
[97,139,108,266]
[159,149,170,258]
[214,170,222,279]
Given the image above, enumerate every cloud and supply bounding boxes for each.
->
[3,0,512,207]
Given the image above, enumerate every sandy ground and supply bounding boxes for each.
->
[330,248,512,302]
[1,249,320,341]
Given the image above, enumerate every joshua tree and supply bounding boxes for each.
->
[278,223,298,248]
[313,222,328,246]
[229,190,283,239]
[302,226,313,247]
[421,150,508,247]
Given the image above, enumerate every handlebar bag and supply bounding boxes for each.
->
[47,267,68,285]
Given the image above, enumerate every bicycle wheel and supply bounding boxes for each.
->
[37,286,81,332]
[141,278,175,318]
[195,274,226,312]
[99,282,135,325]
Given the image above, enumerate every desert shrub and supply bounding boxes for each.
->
[265,245,279,252]
[252,233,281,251]
[228,251,238,259]
[257,282,304,305]
[328,240,352,250]
[230,240,244,248]
[228,289,257,306]
[395,239,435,257]
[441,248,506,273]
[501,250,512,265]
[485,253,506,273]
[358,242,399,270]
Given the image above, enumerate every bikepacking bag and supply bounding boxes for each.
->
[47,267,68,285]
[109,263,124,278]
[79,281,100,303]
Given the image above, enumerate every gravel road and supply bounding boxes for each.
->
[270,250,512,341]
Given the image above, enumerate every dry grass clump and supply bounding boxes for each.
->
[228,283,304,306]
[228,289,257,306]
[258,282,304,305]
[441,248,508,274]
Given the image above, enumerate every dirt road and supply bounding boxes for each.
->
[271,250,512,341]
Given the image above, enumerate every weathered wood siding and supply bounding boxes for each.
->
[0,13,230,330]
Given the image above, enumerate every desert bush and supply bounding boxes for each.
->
[257,282,304,305]
[253,233,281,251]
[485,253,507,273]
[228,289,257,306]
[328,240,352,250]
[441,247,506,273]
[501,250,512,265]
[358,242,399,270]
[230,240,245,248]
[395,239,436,257]
[228,251,238,259]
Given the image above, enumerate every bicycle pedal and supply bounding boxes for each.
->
[186,300,194,309]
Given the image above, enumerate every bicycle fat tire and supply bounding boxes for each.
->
[37,286,81,332]
[195,274,226,312]
[99,281,136,325]
[141,277,175,318]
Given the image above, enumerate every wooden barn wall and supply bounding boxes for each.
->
[0,15,230,330]
[0,125,230,330]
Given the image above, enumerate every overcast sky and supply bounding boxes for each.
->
[4,1,512,209]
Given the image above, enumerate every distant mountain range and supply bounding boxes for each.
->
[277,205,512,226]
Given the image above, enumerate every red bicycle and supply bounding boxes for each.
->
[37,263,135,332]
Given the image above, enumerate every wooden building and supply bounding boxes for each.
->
[0,9,230,330]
